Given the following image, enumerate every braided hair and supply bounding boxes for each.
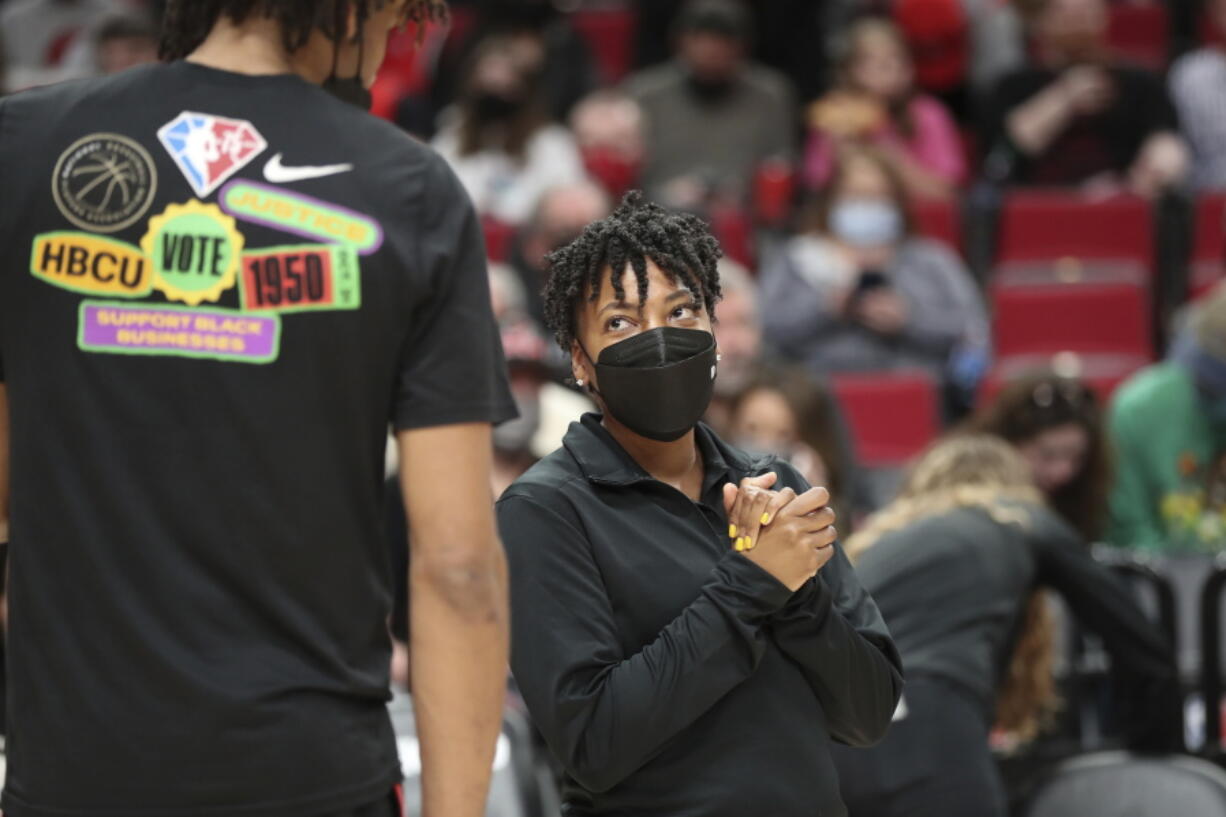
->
[159,0,449,61]
[542,191,724,352]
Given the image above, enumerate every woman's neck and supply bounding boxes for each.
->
[602,415,704,496]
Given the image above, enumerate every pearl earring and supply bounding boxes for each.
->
[576,378,585,387]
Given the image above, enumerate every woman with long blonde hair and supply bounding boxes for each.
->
[830,435,1181,817]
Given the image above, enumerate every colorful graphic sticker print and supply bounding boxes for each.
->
[141,201,245,306]
[220,180,383,255]
[30,232,153,298]
[157,112,268,199]
[51,133,158,233]
[239,244,361,313]
[78,301,281,364]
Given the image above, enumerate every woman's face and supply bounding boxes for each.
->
[827,156,904,256]
[731,388,798,453]
[1017,423,1090,494]
[571,259,713,384]
[848,33,913,103]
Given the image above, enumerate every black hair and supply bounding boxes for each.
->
[542,191,724,352]
[159,0,449,61]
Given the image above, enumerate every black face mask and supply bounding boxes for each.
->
[473,91,525,121]
[323,76,373,110]
[586,327,718,442]
[323,10,372,110]
[685,73,736,104]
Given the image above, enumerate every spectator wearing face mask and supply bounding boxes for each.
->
[433,34,586,226]
[805,17,965,201]
[622,0,797,211]
[1169,0,1226,190]
[982,0,1188,195]
[1108,284,1226,552]
[570,89,647,200]
[761,147,988,386]
[508,182,612,330]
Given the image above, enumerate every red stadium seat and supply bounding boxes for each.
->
[830,372,941,467]
[992,279,1152,359]
[1191,194,1226,300]
[710,206,755,268]
[572,8,637,84]
[995,191,1153,266]
[482,217,516,263]
[977,352,1146,407]
[912,198,962,253]
[1107,4,1170,69]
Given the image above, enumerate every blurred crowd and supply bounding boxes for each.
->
[9,0,1226,807]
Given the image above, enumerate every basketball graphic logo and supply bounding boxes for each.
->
[51,133,158,233]
[158,112,267,198]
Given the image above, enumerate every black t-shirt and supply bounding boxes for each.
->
[0,61,514,817]
[983,64,1178,185]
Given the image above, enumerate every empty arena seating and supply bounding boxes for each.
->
[830,372,941,467]
[1107,3,1170,69]
[995,191,1154,268]
[1191,194,1226,300]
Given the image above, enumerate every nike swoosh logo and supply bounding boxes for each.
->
[263,153,354,183]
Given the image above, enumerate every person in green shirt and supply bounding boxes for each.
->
[1108,285,1226,551]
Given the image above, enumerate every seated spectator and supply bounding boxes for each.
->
[805,17,965,199]
[623,0,796,211]
[509,182,612,329]
[432,35,586,226]
[728,367,860,531]
[94,14,158,76]
[570,90,647,200]
[1108,284,1226,551]
[1169,0,1226,190]
[968,372,1109,541]
[427,0,600,127]
[761,147,988,384]
[833,434,1182,817]
[982,0,1187,195]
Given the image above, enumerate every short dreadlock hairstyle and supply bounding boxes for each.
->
[159,0,449,61]
[543,191,724,352]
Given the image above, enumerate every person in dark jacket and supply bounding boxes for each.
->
[496,192,903,817]
[832,434,1183,817]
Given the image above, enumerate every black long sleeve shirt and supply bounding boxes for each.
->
[497,414,903,817]
[853,504,1182,752]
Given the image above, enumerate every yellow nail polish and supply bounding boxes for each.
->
[743,537,753,551]
[735,537,746,551]
[729,524,738,538]
[760,512,771,525]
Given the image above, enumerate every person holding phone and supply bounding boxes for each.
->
[761,147,987,386]
[496,192,902,817]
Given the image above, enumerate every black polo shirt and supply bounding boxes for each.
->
[497,414,903,817]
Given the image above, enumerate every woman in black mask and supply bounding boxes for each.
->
[496,192,903,817]
[431,34,585,225]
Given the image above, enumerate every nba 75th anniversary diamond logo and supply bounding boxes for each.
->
[157,112,267,199]
[51,133,158,233]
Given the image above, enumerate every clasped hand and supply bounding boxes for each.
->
[722,473,837,591]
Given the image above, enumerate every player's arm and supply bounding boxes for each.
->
[398,422,508,817]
